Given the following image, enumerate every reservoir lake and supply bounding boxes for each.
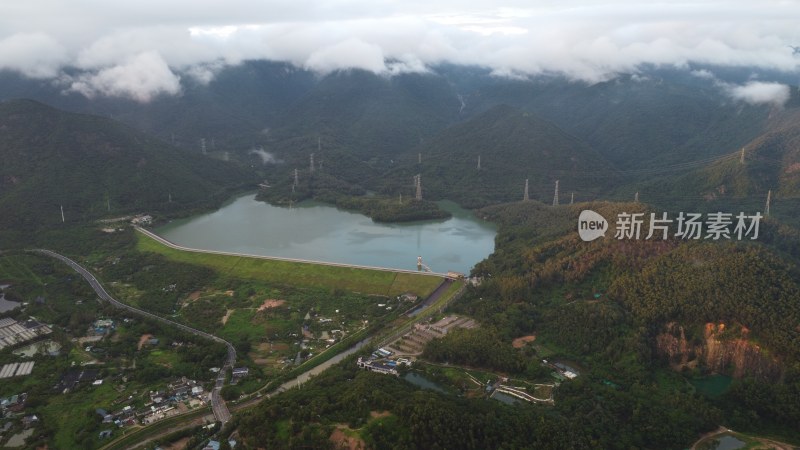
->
[156,194,496,274]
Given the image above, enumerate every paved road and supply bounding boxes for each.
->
[377,278,457,348]
[33,249,235,424]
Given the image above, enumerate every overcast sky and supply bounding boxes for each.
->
[1,0,799,102]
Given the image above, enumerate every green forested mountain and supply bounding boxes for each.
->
[0,64,782,178]
[4,64,785,218]
[684,106,800,200]
[0,99,254,244]
[451,71,774,170]
[367,105,620,208]
[269,69,462,158]
[0,61,318,152]
[256,104,619,213]
[629,106,800,223]
[459,201,800,438]
[236,358,719,450]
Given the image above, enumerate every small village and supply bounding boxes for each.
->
[353,315,572,406]
[0,278,229,448]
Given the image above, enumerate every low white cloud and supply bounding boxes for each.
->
[690,69,715,79]
[726,81,791,106]
[69,52,181,102]
[386,56,429,75]
[0,32,67,78]
[1,1,799,100]
[304,38,387,73]
[183,61,225,85]
[249,147,281,164]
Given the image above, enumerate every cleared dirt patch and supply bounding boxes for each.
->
[188,291,202,301]
[330,426,365,450]
[512,335,536,348]
[222,309,234,325]
[165,437,191,450]
[370,410,391,419]
[258,299,286,311]
[138,333,153,350]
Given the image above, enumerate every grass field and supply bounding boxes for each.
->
[136,232,443,298]
[0,253,46,296]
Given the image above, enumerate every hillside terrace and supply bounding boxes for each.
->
[386,315,478,356]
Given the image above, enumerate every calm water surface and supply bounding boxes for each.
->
[712,435,746,450]
[403,372,448,393]
[156,194,496,274]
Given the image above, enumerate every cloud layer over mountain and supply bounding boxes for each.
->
[2,1,799,101]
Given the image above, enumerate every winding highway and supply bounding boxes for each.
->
[33,249,235,424]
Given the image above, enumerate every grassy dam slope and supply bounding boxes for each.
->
[135,230,444,298]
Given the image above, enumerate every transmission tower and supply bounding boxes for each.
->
[477,155,481,170]
[765,189,772,216]
[294,169,299,186]
[310,153,315,173]
[415,174,422,201]
[317,138,323,171]
[552,180,559,206]
[634,192,639,203]
[570,192,574,205]
[523,179,529,201]
[60,205,65,223]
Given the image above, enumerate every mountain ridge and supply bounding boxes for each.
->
[0,99,254,244]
